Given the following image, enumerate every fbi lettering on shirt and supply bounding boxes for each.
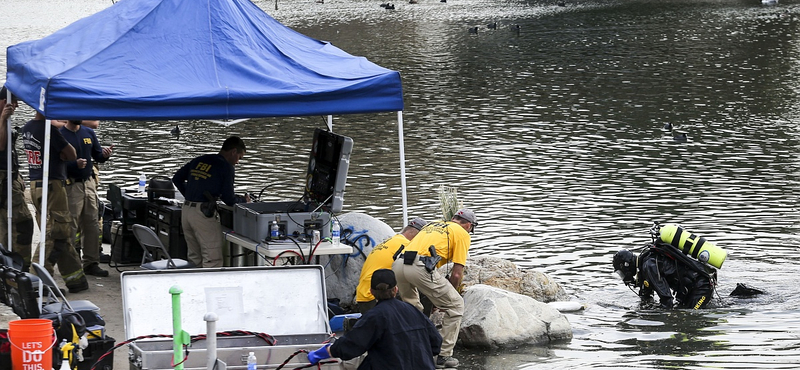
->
[190,162,213,180]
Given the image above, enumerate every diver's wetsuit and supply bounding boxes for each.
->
[636,242,716,309]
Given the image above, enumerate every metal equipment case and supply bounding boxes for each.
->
[233,202,331,243]
[122,266,343,370]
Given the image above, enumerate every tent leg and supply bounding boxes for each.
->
[36,119,53,306]
[5,89,12,254]
[397,111,408,226]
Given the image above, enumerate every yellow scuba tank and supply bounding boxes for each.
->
[658,223,727,268]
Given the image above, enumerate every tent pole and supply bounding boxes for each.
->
[397,111,408,226]
[37,119,52,305]
[5,90,12,253]
[327,115,333,132]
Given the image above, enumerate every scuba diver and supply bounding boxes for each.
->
[613,223,719,309]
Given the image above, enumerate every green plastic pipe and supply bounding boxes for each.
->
[170,285,185,370]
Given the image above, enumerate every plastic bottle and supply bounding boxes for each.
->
[331,219,341,247]
[271,220,280,240]
[138,173,146,193]
[247,351,257,370]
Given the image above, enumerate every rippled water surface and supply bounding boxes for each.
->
[3,0,800,368]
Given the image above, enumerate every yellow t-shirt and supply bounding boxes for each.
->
[406,220,470,268]
[355,234,410,303]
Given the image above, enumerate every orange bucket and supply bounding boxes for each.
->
[8,319,56,370]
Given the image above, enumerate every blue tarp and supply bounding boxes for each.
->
[4,0,404,120]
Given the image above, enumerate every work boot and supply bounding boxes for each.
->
[436,355,459,369]
[84,263,109,277]
[99,253,111,263]
[67,280,89,294]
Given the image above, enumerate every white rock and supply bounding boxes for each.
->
[461,255,570,302]
[547,301,585,312]
[459,284,573,348]
[322,212,396,309]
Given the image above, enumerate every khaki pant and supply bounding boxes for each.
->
[31,180,87,290]
[0,172,34,270]
[66,177,100,268]
[392,255,464,357]
[181,205,223,267]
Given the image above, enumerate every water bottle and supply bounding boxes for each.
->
[331,219,341,247]
[138,173,146,193]
[271,220,280,240]
[247,351,257,370]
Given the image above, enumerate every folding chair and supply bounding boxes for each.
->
[31,263,99,315]
[132,224,195,270]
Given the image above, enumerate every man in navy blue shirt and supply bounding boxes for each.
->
[22,113,88,293]
[172,136,247,267]
[307,269,443,369]
[60,120,112,277]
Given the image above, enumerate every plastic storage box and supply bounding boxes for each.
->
[122,266,343,370]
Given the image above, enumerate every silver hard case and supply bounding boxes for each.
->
[233,202,332,243]
[122,266,342,369]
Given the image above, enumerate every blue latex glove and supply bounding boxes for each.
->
[308,343,332,364]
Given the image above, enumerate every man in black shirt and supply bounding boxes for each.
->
[60,120,112,277]
[172,136,247,267]
[308,269,442,369]
[22,112,88,293]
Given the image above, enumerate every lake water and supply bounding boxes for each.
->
[3,0,800,368]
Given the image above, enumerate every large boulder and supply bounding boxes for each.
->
[459,284,573,348]
[322,212,396,310]
[461,255,570,302]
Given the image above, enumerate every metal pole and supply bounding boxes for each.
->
[5,89,12,253]
[397,111,408,226]
[37,119,53,305]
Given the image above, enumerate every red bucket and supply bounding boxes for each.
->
[8,319,56,370]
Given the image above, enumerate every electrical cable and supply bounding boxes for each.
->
[272,249,304,265]
[256,182,300,202]
[285,236,306,263]
[308,239,323,262]
[89,331,276,370]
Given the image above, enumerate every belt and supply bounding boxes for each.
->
[32,180,66,187]
[184,201,202,207]
[66,177,90,186]
[397,252,423,260]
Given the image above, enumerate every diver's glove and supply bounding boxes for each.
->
[308,343,332,364]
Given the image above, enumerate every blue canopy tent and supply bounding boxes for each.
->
[3,0,411,270]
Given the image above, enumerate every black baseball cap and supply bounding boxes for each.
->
[371,269,396,290]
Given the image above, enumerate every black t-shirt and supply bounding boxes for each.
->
[22,119,70,181]
[60,125,105,180]
[172,153,237,205]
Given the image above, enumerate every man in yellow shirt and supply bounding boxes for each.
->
[355,217,428,313]
[392,208,476,369]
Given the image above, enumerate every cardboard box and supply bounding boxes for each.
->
[122,266,343,370]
